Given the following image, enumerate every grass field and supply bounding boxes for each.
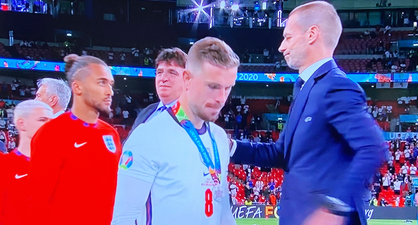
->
[235,218,417,225]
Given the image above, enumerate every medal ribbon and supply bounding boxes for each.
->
[168,101,221,183]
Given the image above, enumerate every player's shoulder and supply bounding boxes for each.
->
[0,150,14,166]
[208,122,227,138]
[137,111,174,132]
[97,119,118,133]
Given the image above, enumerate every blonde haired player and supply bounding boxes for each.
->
[0,100,53,225]
[112,37,240,225]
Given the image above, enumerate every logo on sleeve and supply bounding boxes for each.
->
[119,151,133,170]
[103,135,117,153]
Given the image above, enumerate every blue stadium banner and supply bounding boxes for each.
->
[383,132,418,140]
[399,115,418,123]
[1,57,418,83]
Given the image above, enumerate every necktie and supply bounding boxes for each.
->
[292,77,305,100]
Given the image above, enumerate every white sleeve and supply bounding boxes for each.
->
[112,127,160,225]
[230,140,237,157]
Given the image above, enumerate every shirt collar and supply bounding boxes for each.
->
[53,110,65,119]
[299,57,333,82]
[157,100,177,110]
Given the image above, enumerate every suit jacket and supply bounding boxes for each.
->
[128,102,159,137]
[231,60,386,225]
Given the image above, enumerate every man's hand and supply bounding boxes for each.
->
[303,208,345,225]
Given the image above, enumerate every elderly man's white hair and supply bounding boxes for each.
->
[37,78,71,109]
[290,0,342,50]
[13,100,53,124]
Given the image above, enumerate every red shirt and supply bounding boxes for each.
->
[29,112,122,225]
[0,150,30,225]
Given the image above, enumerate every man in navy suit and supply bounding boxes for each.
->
[230,1,386,225]
[129,48,187,134]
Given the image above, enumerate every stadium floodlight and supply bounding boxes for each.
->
[262,2,266,10]
[220,0,225,9]
[189,0,211,22]
[231,3,239,11]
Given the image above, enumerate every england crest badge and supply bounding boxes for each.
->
[103,135,117,153]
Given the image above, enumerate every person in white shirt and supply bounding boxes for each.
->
[382,173,391,190]
[236,105,242,113]
[395,150,402,163]
[410,164,417,175]
[35,78,71,118]
[404,147,411,160]
[229,182,238,204]
[112,37,239,225]
[255,178,264,190]
[401,164,409,175]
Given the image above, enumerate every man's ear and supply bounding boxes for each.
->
[183,69,192,91]
[72,80,83,96]
[15,118,26,132]
[49,95,58,107]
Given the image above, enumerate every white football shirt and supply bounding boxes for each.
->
[112,111,235,225]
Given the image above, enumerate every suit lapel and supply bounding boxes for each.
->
[284,60,339,157]
[142,103,160,123]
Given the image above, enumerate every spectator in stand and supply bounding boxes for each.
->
[236,113,242,128]
[270,193,277,206]
[114,105,122,118]
[255,177,263,191]
[388,161,395,175]
[131,47,140,61]
[0,130,6,145]
[35,78,72,118]
[108,48,114,63]
[401,163,409,177]
[245,182,252,197]
[395,149,402,164]
[380,198,388,206]
[8,138,16,150]
[394,178,402,195]
[122,109,129,125]
[230,182,238,205]
[382,173,391,190]
[119,52,126,64]
[244,198,252,205]
[0,139,6,154]
[268,179,275,191]
[410,164,417,175]
[405,145,412,163]
[263,186,270,200]
[387,151,394,165]
[405,175,413,194]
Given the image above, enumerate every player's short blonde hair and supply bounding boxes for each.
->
[14,100,53,124]
[290,1,342,50]
[186,37,240,75]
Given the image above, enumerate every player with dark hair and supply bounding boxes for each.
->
[29,54,122,225]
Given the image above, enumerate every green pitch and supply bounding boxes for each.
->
[235,218,417,225]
